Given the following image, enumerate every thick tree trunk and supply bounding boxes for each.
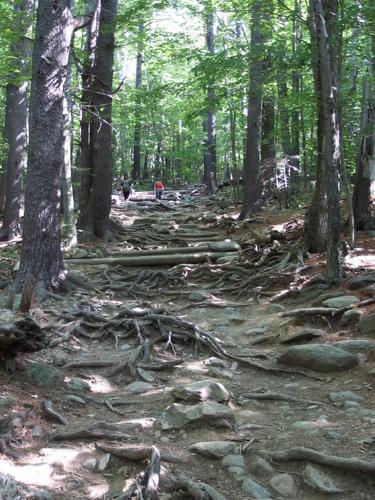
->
[0,0,33,241]
[15,0,76,292]
[203,5,217,194]
[239,0,264,219]
[80,0,118,240]
[353,29,375,230]
[132,24,144,181]
[312,0,342,283]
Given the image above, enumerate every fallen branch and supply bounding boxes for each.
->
[260,447,375,473]
[143,446,161,500]
[166,475,227,500]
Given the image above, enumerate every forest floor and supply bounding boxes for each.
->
[1,189,375,499]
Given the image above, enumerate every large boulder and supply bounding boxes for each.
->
[332,339,375,355]
[322,295,359,308]
[348,275,375,290]
[277,344,358,372]
[359,312,375,337]
[171,379,230,403]
[159,401,234,430]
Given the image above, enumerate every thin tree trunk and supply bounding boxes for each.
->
[260,97,276,204]
[0,0,33,241]
[132,23,144,180]
[203,3,217,194]
[239,0,264,219]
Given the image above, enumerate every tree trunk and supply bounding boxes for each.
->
[61,14,78,249]
[15,0,76,292]
[203,3,217,194]
[312,0,342,283]
[239,0,264,219]
[77,0,100,227]
[132,23,144,181]
[353,26,375,230]
[0,0,33,241]
[80,0,118,240]
[260,97,276,204]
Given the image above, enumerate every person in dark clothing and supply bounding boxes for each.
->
[121,175,133,207]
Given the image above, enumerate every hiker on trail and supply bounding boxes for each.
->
[121,175,133,207]
[154,179,165,200]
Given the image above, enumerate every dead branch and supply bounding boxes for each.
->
[239,392,323,405]
[143,446,161,500]
[166,475,227,500]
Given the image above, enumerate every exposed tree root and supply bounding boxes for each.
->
[260,447,375,473]
[49,422,133,441]
[95,442,186,463]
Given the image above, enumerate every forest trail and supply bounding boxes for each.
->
[1,190,375,499]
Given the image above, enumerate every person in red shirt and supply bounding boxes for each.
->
[154,179,165,200]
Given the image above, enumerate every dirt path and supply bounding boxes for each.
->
[1,192,375,499]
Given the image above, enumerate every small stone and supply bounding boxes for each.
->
[268,304,285,313]
[97,453,111,472]
[344,400,361,409]
[190,441,237,459]
[222,454,245,468]
[339,309,362,327]
[245,326,268,336]
[66,394,86,405]
[205,357,227,368]
[227,466,246,479]
[32,425,44,438]
[52,352,68,366]
[324,430,345,440]
[126,381,153,394]
[302,464,342,493]
[189,290,213,301]
[323,295,359,308]
[137,368,155,383]
[82,458,97,471]
[0,396,17,410]
[269,473,298,498]
[328,391,364,403]
[66,377,91,393]
[160,436,170,443]
[242,477,272,498]
[250,457,274,477]
[207,366,234,380]
[26,363,64,387]
[32,491,54,500]
[120,343,131,351]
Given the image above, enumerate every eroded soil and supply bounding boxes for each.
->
[1,191,375,499]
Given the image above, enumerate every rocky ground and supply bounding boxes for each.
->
[1,190,375,499]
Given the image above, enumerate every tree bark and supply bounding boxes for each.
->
[15,0,76,292]
[77,0,100,224]
[312,0,342,283]
[239,0,264,219]
[0,0,33,241]
[203,3,217,194]
[79,0,118,240]
[260,97,276,204]
[131,23,144,181]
